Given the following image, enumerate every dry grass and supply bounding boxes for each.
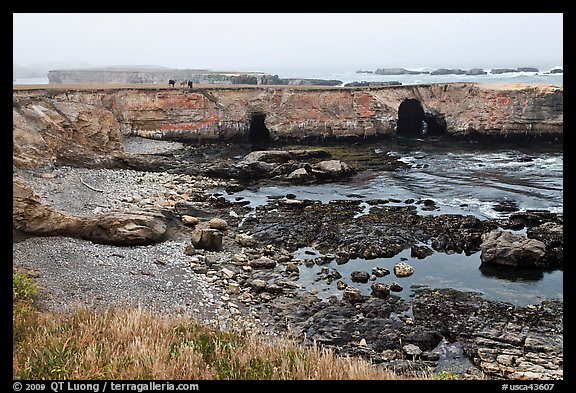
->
[13,273,428,380]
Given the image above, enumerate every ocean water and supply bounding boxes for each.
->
[265,65,564,86]
[12,65,563,86]
[213,139,563,306]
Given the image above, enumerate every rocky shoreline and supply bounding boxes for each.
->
[12,136,563,380]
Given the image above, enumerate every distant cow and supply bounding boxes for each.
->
[180,80,188,88]
[169,79,175,87]
[187,80,193,89]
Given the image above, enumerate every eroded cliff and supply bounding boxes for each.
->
[13,82,563,169]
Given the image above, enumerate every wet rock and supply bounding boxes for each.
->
[413,289,563,380]
[342,286,364,303]
[372,266,391,277]
[390,282,403,292]
[480,230,547,267]
[410,245,434,259]
[370,282,390,298]
[493,200,520,213]
[335,251,351,264]
[393,262,414,277]
[191,228,223,251]
[336,280,347,290]
[351,271,370,283]
[285,262,300,275]
[527,222,563,267]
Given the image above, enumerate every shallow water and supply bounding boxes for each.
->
[213,138,563,306]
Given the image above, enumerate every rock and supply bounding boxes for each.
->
[251,279,268,292]
[208,218,228,230]
[344,81,402,87]
[13,176,168,246]
[235,233,257,247]
[227,282,241,294]
[465,68,487,75]
[312,160,354,178]
[372,266,391,277]
[410,245,433,259]
[181,215,200,226]
[221,267,236,279]
[517,67,539,72]
[527,222,563,267]
[403,344,422,358]
[242,149,330,164]
[287,168,311,181]
[480,230,547,267]
[286,262,300,274]
[393,262,414,277]
[374,68,428,75]
[336,280,347,290]
[342,286,364,303]
[248,256,277,269]
[191,228,223,251]
[351,271,370,283]
[491,68,518,74]
[430,68,467,75]
[390,282,403,292]
[370,282,390,298]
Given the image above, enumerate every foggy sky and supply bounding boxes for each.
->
[13,13,563,72]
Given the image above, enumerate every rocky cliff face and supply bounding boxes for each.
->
[13,83,563,169]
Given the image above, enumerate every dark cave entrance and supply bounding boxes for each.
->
[248,112,271,144]
[397,98,446,136]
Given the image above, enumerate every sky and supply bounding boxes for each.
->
[13,13,563,73]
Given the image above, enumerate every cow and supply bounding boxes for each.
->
[188,80,193,89]
[180,80,188,88]
[168,79,175,88]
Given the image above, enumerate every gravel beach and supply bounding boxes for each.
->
[13,164,258,331]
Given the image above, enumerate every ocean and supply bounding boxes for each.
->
[12,65,564,86]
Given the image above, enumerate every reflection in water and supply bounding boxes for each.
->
[478,263,559,281]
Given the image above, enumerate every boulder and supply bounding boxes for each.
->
[370,282,390,298]
[191,228,223,251]
[480,230,547,267]
[312,160,354,178]
[351,271,370,283]
[342,286,364,303]
[394,262,414,277]
[208,217,228,230]
[372,266,391,277]
[287,167,311,181]
[13,176,167,245]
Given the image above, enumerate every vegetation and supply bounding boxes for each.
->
[13,272,427,380]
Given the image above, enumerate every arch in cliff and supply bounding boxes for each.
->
[248,112,271,143]
[397,98,446,136]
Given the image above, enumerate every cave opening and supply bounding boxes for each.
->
[248,112,271,144]
[397,98,446,136]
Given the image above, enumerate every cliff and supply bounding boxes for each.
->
[13,82,563,169]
